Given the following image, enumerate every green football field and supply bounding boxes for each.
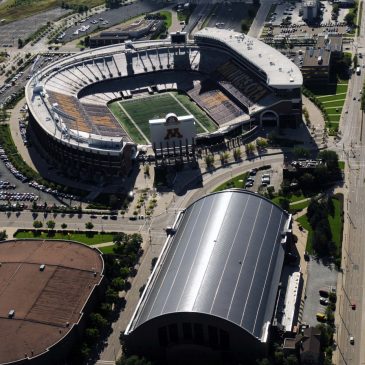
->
[108,92,217,144]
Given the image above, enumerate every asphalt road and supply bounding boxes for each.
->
[335,4,365,363]
[247,0,272,38]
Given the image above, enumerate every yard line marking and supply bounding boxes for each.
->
[117,101,150,144]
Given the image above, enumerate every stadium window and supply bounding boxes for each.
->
[158,326,168,347]
[208,326,219,348]
[168,323,179,343]
[182,322,193,341]
[219,329,230,350]
[193,323,204,345]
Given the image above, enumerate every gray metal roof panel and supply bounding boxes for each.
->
[131,190,289,339]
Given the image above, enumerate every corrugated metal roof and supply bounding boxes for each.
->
[129,190,290,340]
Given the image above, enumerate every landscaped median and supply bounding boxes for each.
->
[14,229,115,249]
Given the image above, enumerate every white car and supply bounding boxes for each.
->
[349,336,355,345]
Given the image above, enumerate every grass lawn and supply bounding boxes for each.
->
[0,0,103,24]
[272,193,306,205]
[109,92,217,144]
[290,200,310,212]
[297,214,314,253]
[317,95,347,102]
[321,99,347,107]
[307,80,348,130]
[328,115,341,122]
[328,197,342,253]
[213,173,248,192]
[14,231,114,245]
[98,244,115,254]
[159,10,172,28]
[297,196,343,255]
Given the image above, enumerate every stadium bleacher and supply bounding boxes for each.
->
[83,104,129,138]
[215,60,269,106]
[47,91,93,133]
[42,43,275,142]
[187,80,242,126]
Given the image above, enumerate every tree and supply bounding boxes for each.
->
[245,143,256,154]
[111,277,126,291]
[233,148,242,161]
[256,138,268,150]
[33,220,43,229]
[279,198,290,211]
[85,221,94,230]
[299,173,315,191]
[241,19,250,33]
[205,154,215,168]
[285,355,299,365]
[84,35,90,47]
[46,220,55,230]
[106,0,121,9]
[332,4,339,15]
[85,328,100,344]
[0,230,7,241]
[89,312,108,330]
[17,38,23,49]
[344,11,355,25]
[256,359,270,365]
[61,223,67,230]
[105,287,119,304]
[293,146,310,159]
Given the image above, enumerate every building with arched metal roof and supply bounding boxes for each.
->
[125,189,292,364]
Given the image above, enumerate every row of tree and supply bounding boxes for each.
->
[70,232,144,363]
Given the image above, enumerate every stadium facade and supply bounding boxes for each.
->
[25,28,302,177]
[0,240,105,365]
[124,190,293,364]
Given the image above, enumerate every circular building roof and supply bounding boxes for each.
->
[0,240,104,364]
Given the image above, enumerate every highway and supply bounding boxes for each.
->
[335,3,365,363]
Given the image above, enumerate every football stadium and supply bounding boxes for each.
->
[25,28,303,177]
[0,240,104,365]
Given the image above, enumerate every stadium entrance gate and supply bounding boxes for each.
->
[260,110,279,127]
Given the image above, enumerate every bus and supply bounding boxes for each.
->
[356,66,361,75]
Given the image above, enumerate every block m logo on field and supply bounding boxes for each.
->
[164,128,183,140]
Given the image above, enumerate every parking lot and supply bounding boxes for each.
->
[266,0,351,38]
[0,158,60,205]
[244,163,283,194]
[61,1,165,43]
[0,8,70,48]
[301,258,338,327]
[0,54,67,107]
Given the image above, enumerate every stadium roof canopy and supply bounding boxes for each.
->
[195,28,303,89]
[126,190,291,341]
